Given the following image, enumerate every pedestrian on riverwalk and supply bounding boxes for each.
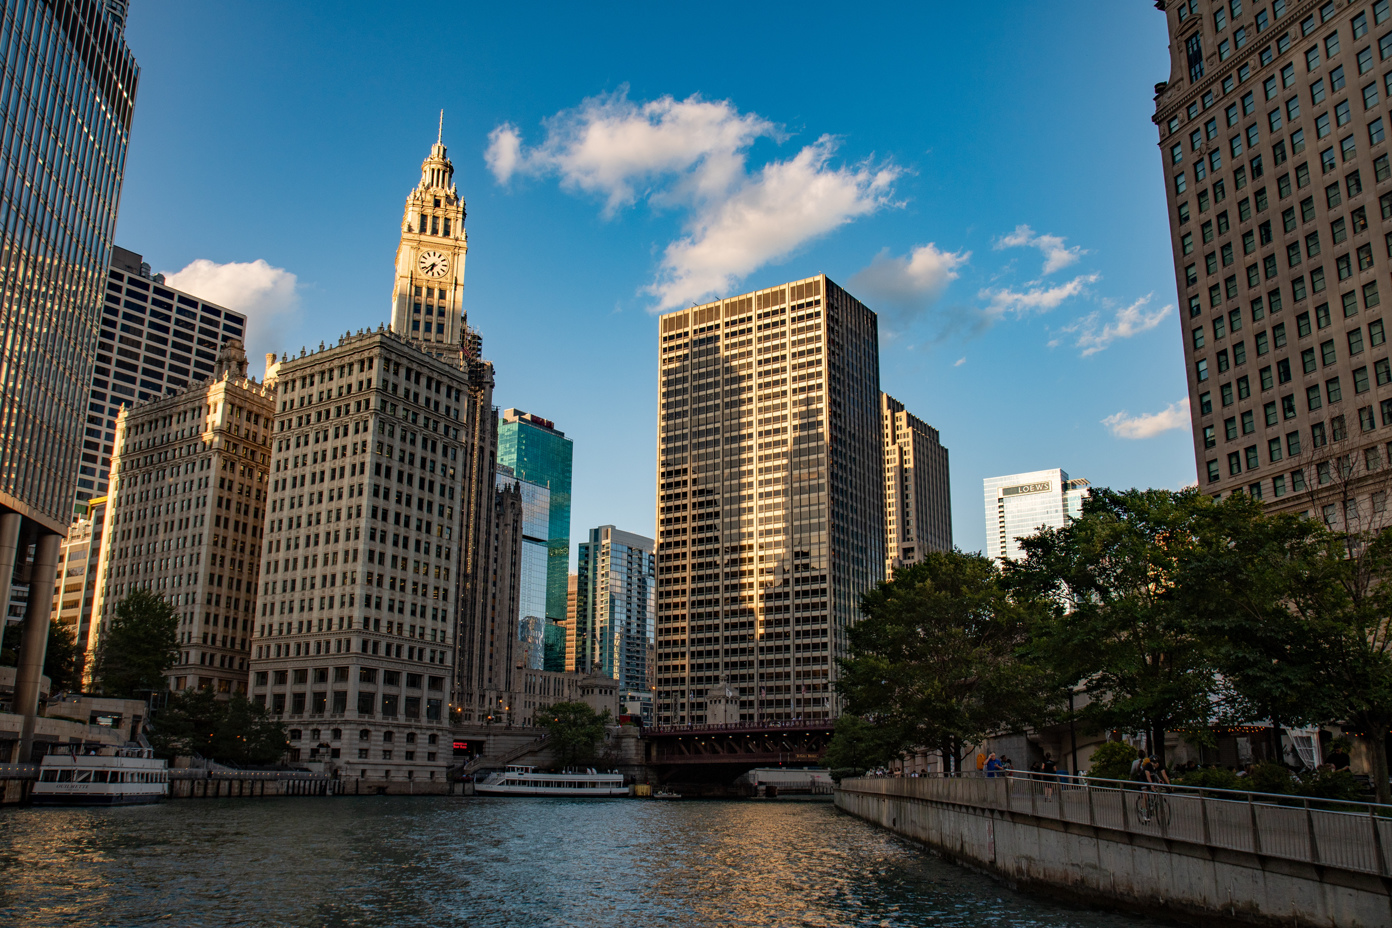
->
[1042,754,1058,799]
[984,753,1001,778]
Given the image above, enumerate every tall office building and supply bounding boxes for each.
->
[90,344,274,694]
[575,525,654,717]
[51,497,107,681]
[79,247,248,512]
[0,0,138,760]
[246,133,498,784]
[1158,1,1392,518]
[496,463,550,669]
[983,469,1090,564]
[497,409,572,622]
[654,275,883,725]
[881,392,952,575]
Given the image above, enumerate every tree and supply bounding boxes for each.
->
[1007,488,1218,768]
[835,550,1058,773]
[0,619,81,693]
[536,701,610,769]
[1184,491,1392,803]
[822,714,901,776]
[150,688,287,766]
[90,589,179,698]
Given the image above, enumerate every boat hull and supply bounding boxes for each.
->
[31,789,167,806]
[475,785,628,798]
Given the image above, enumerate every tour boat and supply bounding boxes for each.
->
[31,745,169,806]
[476,764,627,797]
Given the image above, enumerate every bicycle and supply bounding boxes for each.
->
[1134,787,1170,827]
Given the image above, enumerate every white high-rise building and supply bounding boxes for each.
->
[983,469,1090,564]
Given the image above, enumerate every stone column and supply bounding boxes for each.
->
[0,512,23,656]
[16,531,61,763]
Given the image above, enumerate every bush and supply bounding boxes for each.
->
[1243,761,1293,795]
[1294,768,1365,803]
[1177,766,1242,791]
[1086,741,1141,782]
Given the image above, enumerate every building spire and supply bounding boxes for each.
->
[438,109,443,145]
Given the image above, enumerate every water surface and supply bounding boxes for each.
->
[0,797,1151,927]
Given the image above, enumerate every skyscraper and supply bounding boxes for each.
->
[983,469,1090,564]
[90,344,274,694]
[50,498,107,682]
[496,463,550,669]
[0,0,139,761]
[497,409,572,622]
[575,525,654,718]
[1157,2,1392,519]
[246,132,497,786]
[78,247,248,513]
[881,392,952,575]
[654,275,883,725]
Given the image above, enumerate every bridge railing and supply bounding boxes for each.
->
[840,773,1392,878]
[646,720,833,735]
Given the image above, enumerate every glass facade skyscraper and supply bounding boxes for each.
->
[576,525,654,720]
[0,0,138,535]
[0,0,138,761]
[983,468,1090,564]
[497,409,572,621]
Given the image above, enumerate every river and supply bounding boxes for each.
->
[0,797,1147,927]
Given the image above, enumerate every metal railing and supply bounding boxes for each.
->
[840,773,1392,878]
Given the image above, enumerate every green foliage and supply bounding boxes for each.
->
[150,688,287,766]
[91,589,179,697]
[822,715,900,776]
[1007,488,1220,768]
[536,701,610,770]
[836,550,1060,771]
[1086,741,1141,782]
[1176,767,1243,791]
[0,619,81,692]
[1243,761,1293,795]
[1294,768,1365,803]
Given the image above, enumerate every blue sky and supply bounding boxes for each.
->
[117,1,1188,557]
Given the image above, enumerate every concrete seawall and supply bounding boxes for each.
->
[836,777,1392,928]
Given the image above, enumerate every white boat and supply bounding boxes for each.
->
[475,764,627,797]
[32,745,169,806]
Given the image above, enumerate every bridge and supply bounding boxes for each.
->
[642,721,835,784]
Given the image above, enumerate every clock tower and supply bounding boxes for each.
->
[390,118,469,357]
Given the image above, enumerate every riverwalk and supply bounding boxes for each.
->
[836,774,1392,928]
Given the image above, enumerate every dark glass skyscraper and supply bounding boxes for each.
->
[0,0,138,760]
[497,409,572,621]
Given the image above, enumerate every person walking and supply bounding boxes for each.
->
[984,753,1001,778]
[1042,753,1058,799]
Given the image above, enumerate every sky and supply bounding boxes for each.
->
[116,0,1188,558]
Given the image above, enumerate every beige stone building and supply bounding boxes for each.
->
[51,497,107,682]
[89,343,275,694]
[246,133,498,785]
[1158,1,1392,521]
[654,275,883,725]
[881,392,952,576]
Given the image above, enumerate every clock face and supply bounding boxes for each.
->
[418,250,449,278]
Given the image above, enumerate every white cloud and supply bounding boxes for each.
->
[1102,398,1191,439]
[996,224,1085,275]
[1063,294,1171,357]
[484,123,523,184]
[487,89,900,310]
[954,357,966,367]
[161,258,299,366]
[849,243,970,323]
[978,273,1098,320]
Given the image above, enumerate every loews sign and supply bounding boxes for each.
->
[1002,481,1051,497]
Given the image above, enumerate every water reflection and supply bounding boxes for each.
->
[0,798,1144,927]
